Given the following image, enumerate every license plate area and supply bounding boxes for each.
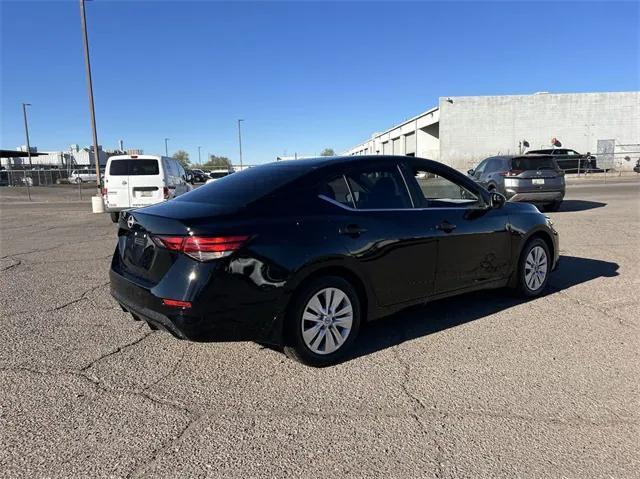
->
[532,178,545,185]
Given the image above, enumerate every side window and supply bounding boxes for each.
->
[345,166,412,209]
[473,159,488,178]
[319,175,354,208]
[408,166,479,208]
[485,159,498,173]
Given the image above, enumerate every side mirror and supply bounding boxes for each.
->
[490,192,506,208]
[467,169,475,176]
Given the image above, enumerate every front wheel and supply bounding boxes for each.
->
[516,238,551,297]
[283,276,361,367]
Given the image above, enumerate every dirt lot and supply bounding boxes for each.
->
[1,180,638,478]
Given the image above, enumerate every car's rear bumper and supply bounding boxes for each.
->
[506,190,565,203]
[109,261,285,344]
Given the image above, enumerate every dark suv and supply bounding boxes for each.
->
[468,155,565,212]
[526,148,593,172]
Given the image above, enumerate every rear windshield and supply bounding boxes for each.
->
[176,165,307,206]
[109,159,159,176]
[511,156,557,171]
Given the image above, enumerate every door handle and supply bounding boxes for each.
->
[339,224,367,237]
[436,221,457,233]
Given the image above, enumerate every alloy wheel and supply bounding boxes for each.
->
[524,245,548,291]
[301,287,353,355]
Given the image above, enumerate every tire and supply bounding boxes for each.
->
[516,238,551,298]
[544,201,562,212]
[283,276,361,367]
[110,212,120,223]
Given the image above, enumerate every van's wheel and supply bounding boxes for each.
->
[110,212,120,223]
[283,276,361,367]
[516,238,551,298]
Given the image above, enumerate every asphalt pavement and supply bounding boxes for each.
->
[0,180,638,478]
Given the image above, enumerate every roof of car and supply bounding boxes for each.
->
[263,155,437,169]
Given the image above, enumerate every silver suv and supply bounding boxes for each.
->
[468,154,565,212]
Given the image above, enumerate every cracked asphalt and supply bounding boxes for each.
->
[1,180,638,478]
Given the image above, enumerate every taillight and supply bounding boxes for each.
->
[101,187,108,196]
[500,169,523,177]
[152,235,249,261]
[163,187,170,199]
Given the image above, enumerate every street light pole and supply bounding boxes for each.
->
[164,138,170,157]
[22,103,33,169]
[79,0,102,193]
[198,146,202,166]
[237,119,244,170]
[21,102,32,201]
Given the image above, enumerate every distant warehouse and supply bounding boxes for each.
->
[346,91,640,171]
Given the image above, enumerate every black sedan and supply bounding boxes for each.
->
[110,156,559,366]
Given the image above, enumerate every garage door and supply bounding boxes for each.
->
[392,138,401,155]
[405,132,416,155]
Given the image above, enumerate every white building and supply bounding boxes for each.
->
[346,91,640,171]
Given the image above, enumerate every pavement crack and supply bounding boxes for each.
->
[125,413,206,479]
[80,329,154,372]
[48,281,110,312]
[144,346,188,391]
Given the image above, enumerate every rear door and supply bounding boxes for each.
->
[324,162,438,306]
[127,158,164,207]
[105,160,131,209]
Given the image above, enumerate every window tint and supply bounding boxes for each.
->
[109,160,129,176]
[345,166,412,209]
[109,159,159,176]
[175,164,307,206]
[130,160,159,175]
[511,156,557,171]
[319,176,353,208]
[410,167,479,207]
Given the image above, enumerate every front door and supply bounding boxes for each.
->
[402,160,512,295]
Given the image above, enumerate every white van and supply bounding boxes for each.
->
[103,155,191,222]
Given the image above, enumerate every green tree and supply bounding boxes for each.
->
[204,155,232,169]
[172,150,190,168]
[320,148,336,156]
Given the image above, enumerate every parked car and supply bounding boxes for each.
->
[205,168,234,183]
[69,169,98,183]
[468,154,565,212]
[0,169,8,187]
[184,169,195,184]
[110,155,559,366]
[190,169,209,183]
[103,155,192,223]
[634,159,640,174]
[526,148,595,173]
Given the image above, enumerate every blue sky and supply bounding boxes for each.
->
[1,1,638,164]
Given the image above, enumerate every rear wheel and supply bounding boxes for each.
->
[284,276,361,367]
[516,238,551,297]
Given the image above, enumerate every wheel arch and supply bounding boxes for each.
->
[508,228,556,288]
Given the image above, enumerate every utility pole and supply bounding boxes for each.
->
[164,138,170,157]
[237,119,244,170]
[21,103,32,201]
[22,103,33,169]
[198,146,202,166]
[79,0,102,192]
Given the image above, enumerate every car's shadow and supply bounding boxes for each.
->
[555,200,606,212]
[347,255,618,362]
